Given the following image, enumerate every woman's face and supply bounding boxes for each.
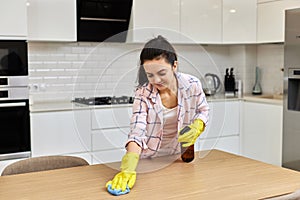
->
[143,58,177,91]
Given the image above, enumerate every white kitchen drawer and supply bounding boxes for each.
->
[91,107,131,130]
[92,128,130,151]
[92,149,126,164]
[200,101,240,139]
[31,110,91,157]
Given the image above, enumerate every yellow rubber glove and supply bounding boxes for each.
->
[178,119,205,147]
[106,152,139,192]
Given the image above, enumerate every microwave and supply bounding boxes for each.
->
[0,40,28,76]
[77,0,133,42]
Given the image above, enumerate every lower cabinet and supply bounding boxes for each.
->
[1,100,284,173]
[30,106,132,165]
[91,128,129,164]
[30,110,91,157]
[92,149,126,165]
[91,107,131,164]
[196,136,240,155]
[196,100,241,155]
[241,101,283,166]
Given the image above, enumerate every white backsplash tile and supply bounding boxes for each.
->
[28,42,283,103]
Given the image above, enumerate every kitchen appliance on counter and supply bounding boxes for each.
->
[283,8,300,171]
[252,66,262,95]
[224,68,236,97]
[73,96,134,105]
[0,40,30,161]
[203,73,221,96]
[77,0,133,42]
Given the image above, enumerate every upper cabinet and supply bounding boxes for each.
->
[257,0,300,43]
[129,0,256,44]
[223,0,257,44]
[27,0,76,41]
[0,0,27,39]
[180,0,222,44]
[129,0,180,43]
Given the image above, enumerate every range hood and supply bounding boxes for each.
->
[77,0,133,42]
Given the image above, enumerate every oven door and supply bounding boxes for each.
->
[0,99,31,160]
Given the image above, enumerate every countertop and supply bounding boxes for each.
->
[30,94,282,113]
[1,150,300,200]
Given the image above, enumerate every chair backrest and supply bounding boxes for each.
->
[1,155,89,176]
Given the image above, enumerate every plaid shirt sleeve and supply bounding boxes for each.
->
[194,78,209,126]
[127,88,149,149]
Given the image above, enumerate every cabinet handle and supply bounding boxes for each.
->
[0,102,26,107]
[80,17,127,22]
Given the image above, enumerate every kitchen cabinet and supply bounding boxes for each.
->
[128,0,181,43]
[257,0,300,43]
[180,0,222,44]
[196,100,241,155]
[27,0,76,41]
[28,100,240,166]
[222,0,257,44]
[30,110,91,157]
[130,0,256,44]
[91,107,131,164]
[0,0,27,39]
[241,101,283,166]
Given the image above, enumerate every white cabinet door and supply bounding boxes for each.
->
[91,107,131,130]
[223,0,257,43]
[129,0,180,43]
[257,0,300,43]
[0,0,27,39]
[197,100,240,155]
[200,101,240,139]
[31,110,91,156]
[27,0,76,41]
[92,128,130,151]
[241,102,283,166]
[92,149,126,164]
[196,135,240,155]
[180,0,222,44]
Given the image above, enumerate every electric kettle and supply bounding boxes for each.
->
[204,73,221,96]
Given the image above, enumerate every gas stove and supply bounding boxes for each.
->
[72,96,134,105]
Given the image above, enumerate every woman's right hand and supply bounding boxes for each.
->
[106,171,136,192]
[106,152,140,192]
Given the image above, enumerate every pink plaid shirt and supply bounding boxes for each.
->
[127,72,209,158]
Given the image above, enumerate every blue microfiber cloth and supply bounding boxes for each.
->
[107,184,130,196]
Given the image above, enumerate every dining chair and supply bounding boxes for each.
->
[1,155,89,176]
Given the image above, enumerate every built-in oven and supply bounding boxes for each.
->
[0,40,30,161]
[0,40,28,76]
[0,88,30,160]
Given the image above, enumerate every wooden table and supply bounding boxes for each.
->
[1,150,300,200]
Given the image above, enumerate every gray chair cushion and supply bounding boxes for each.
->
[1,155,89,176]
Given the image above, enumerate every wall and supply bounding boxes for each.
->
[28,42,283,103]
[256,44,284,95]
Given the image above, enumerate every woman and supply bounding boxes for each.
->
[106,36,209,195]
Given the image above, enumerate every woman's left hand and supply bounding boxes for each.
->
[178,119,205,147]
